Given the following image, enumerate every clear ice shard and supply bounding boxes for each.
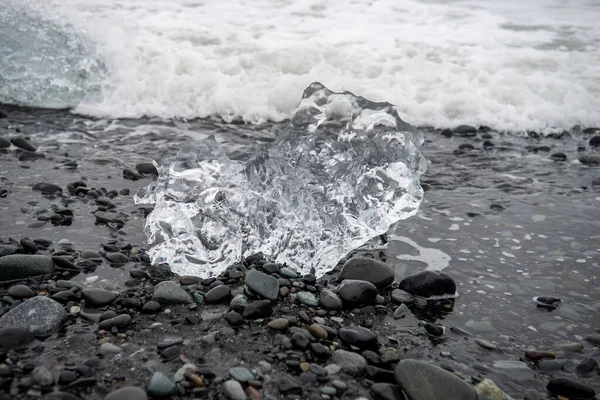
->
[135,82,427,277]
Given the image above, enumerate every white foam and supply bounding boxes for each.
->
[392,235,451,271]
[13,0,600,131]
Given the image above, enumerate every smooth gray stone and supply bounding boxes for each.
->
[0,327,36,349]
[222,379,246,400]
[393,303,411,319]
[0,296,66,337]
[296,291,319,307]
[82,288,117,307]
[146,372,177,397]
[98,314,131,330]
[245,269,279,300]
[332,350,367,376]
[32,366,54,386]
[320,289,342,310]
[0,254,54,281]
[104,386,148,400]
[395,359,477,400]
[152,281,193,305]
[340,257,395,289]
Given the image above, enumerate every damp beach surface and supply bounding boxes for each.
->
[1,105,599,399]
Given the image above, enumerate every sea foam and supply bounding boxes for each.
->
[2,0,600,132]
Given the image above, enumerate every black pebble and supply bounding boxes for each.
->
[550,152,567,162]
[338,326,378,350]
[32,182,62,194]
[547,377,595,399]
[226,311,244,326]
[291,332,310,350]
[205,285,231,303]
[242,300,272,319]
[123,168,144,181]
[160,346,180,362]
[589,135,600,148]
[0,327,35,350]
[11,137,37,152]
[135,162,159,175]
[371,383,405,400]
[58,371,78,385]
[142,301,161,313]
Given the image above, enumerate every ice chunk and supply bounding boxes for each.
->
[135,82,426,277]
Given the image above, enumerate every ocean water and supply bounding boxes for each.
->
[1,0,600,132]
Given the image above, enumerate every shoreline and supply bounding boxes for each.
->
[2,103,599,138]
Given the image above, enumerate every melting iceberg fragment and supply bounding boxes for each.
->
[135,82,426,277]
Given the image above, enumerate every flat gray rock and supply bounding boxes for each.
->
[0,296,67,337]
[104,386,148,400]
[340,257,395,289]
[332,349,367,376]
[245,269,279,300]
[82,288,117,307]
[152,281,193,305]
[0,254,54,281]
[222,379,246,400]
[395,359,477,400]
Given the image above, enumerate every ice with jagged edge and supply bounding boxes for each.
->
[135,82,426,277]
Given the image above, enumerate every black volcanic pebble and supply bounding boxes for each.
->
[371,383,404,400]
[291,332,310,350]
[52,256,81,271]
[453,125,477,135]
[0,327,36,350]
[104,252,129,264]
[0,245,17,256]
[366,365,396,383]
[205,285,231,303]
[98,314,131,330]
[11,137,37,152]
[423,322,445,336]
[546,377,595,399]
[123,168,144,181]
[20,238,38,253]
[440,129,453,138]
[338,326,378,350]
[339,257,395,289]
[99,310,118,321]
[309,343,329,358]
[337,280,377,307]
[242,300,272,319]
[8,284,35,299]
[262,263,279,274]
[121,298,141,309]
[136,162,159,175]
[279,377,302,394]
[104,386,148,400]
[18,151,44,161]
[398,270,456,298]
[589,135,600,148]
[226,311,244,326]
[575,358,598,375]
[320,289,342,310]
[550,152,567,162]
[32,183,62,195]
[160,346,180,361]
[244,269,279,300]
[58,371,78,385]
[0,137,10,148]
